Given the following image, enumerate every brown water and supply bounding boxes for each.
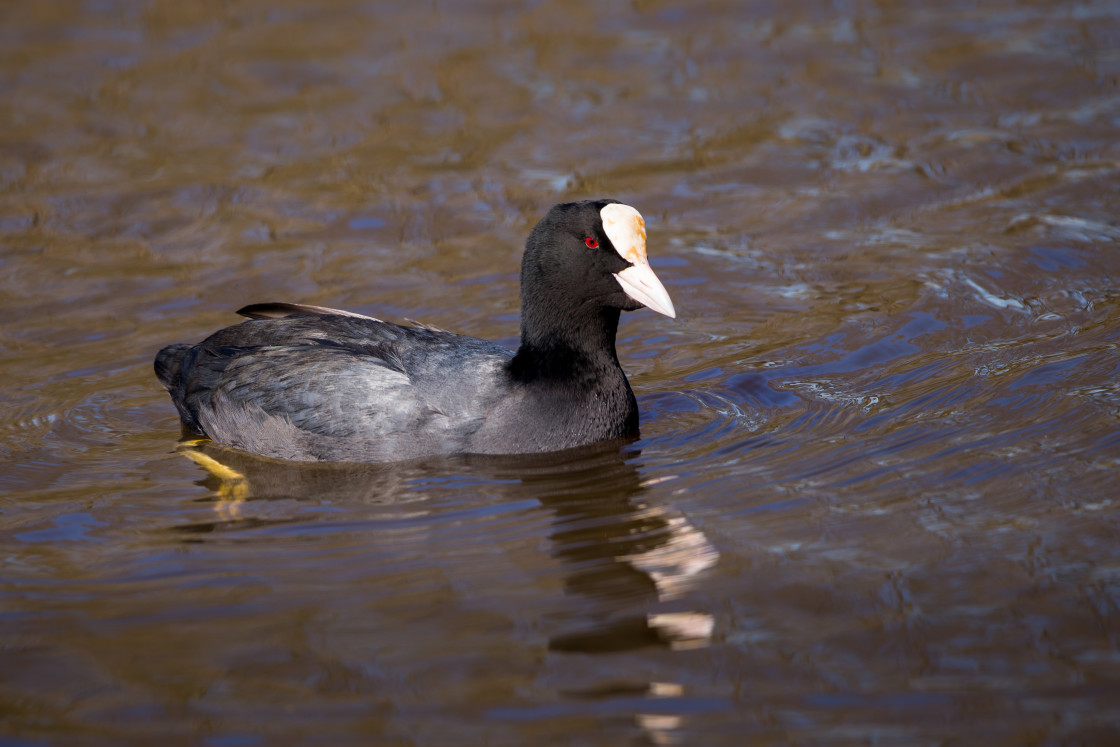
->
[3,0,1119,743]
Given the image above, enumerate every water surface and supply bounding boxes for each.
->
[2,0,1119,743]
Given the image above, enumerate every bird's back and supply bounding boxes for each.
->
[155,315,514,461]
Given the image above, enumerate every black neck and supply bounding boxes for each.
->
[509,304,624,384]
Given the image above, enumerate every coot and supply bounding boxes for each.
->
[155,199,676,461]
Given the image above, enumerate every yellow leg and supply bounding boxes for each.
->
[176,441,249,520]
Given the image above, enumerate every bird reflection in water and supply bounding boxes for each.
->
[173,437,717,742]
[537,466,717,654]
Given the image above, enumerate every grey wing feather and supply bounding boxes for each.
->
[193,345,453,461]
[157,315,515,461]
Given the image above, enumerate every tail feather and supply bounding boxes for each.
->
[154,343,191,390]
[155,343,209,435]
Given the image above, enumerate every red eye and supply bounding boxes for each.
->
[585,237,599,248]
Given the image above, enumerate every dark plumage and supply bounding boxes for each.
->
[155,199,676,462]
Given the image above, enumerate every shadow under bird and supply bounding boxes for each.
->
[155,199,676,462]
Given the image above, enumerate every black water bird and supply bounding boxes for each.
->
[155,199,676,461]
